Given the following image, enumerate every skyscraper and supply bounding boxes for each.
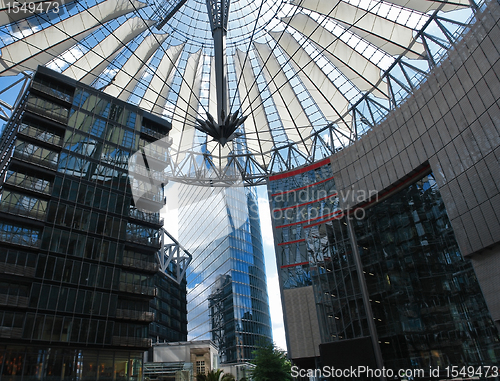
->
[0,67,185,380]
[176,182,272,363]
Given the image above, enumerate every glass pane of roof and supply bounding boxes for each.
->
[0,0,481,185]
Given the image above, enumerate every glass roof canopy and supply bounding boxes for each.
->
[0,0,481,185]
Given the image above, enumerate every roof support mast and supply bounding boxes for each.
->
[206,0,230,124]
[196,0,247,146]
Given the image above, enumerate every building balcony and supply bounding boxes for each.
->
[13,150,58,170]
[116,309,155,322]
[30,81,72,104]
[118,283,157,297]
[112,336,152,348]
[125,234,160,247]
[0,327,23,339]
[128,207,163,226]
[4,172,52,195]
[0,204,47,222]
[0,233,41,249]
[0,261,36,278]
[0,294,29,308]
[141,125,169,140]
[17,123,63,147]
[122,256,159,272]
[129,164,165,182]
[25,102,68,124]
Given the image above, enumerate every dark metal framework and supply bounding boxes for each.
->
[0,0,484,186]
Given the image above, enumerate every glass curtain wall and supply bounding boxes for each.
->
[179,183,272,363]
[352,172,500,371]
[0,67,172,380]
[305,170,500,373]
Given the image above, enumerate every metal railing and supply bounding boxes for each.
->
[116,309,155,322]
[141,125,168,140]
[118,283,157,296]
[122,256,159,272]
[0,233,40,248]
[125,234,160,247]
[128,207,163,225]
[31,81,72,103]
[4,171,52,194]
[25,102,69,124]
[0,294,29,308]
[0,204,47,221]
[13,149,59,170]
[0,262,36,278]
[112,336,152,347]
[18,123,62,146]
[0,327,23,339]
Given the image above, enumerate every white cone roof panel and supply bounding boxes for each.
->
[0,0,477,183]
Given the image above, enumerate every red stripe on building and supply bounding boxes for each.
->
[271,176,335,197]
[269,158,331,181]
[280,261,309,269]
[278,239,306,246]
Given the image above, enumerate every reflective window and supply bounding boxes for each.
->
[353,173,500,369]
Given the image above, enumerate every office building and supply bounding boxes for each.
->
[0,67,186,380]
[178,183,272,364]
[267,1,500,375]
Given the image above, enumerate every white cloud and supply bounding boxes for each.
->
[257,190,287,352]
[258,196,274,243]
[266,273,287,351]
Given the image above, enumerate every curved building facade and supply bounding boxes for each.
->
[269,0,500,375]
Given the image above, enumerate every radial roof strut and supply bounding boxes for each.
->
[0,0,478,185]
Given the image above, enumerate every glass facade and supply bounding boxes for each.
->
[269,160,500,374]
[179,183,272,363]
[352,173,500,370]
[0,347,143,381]
[150,265,188,343]
[0,67,186,380]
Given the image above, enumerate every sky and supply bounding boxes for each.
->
[164,183,288,351]
[256,186,287,352]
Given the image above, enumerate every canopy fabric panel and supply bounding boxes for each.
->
[254,41,312,155]
[62,18,154,85]
[170,49,203,165]
[104,33,169,101]
[269,30,351,129]
[388,0,470,13]
[140,43,185,115]
[283,13,388,98]
[234,48,273,168]
[0,0,146,75]
[290,0,426,58]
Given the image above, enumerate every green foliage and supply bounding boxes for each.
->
[250,342,292,381]
[196,369,235,381]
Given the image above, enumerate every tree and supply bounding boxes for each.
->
[251,342,292,381]
[196,369,235,381]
